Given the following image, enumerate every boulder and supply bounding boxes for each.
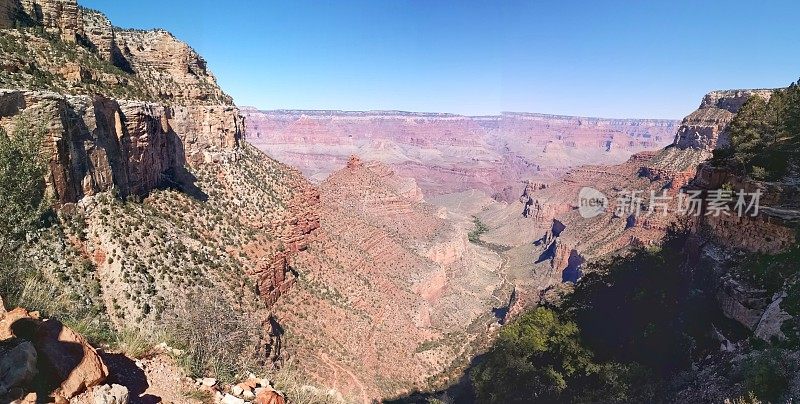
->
[34,319,108,399]
[0,340,37,398]
[69,384,129,404]
[10,392,37,404]
[0,308,39,340]
[220,393,245,404]
[91,384,129,404]
[254,387,285,404]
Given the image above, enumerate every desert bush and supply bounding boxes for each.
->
[467,217,488,244]
[115,328,154,359]
[0,122,48,253]
[162,295,263,383]
[471,307,597,403]
[741,350,792,403]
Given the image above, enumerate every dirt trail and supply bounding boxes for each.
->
[317,353,371,403]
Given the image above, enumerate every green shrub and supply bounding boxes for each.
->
[467,217,489,244]
[713,79,800,180]
[471,307,596,403]
[741,350,791,402]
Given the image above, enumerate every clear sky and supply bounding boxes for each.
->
[80,0,800,119]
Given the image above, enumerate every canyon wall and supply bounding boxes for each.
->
[0,90,242,204]
[0,0,246,203]
[244,109,678,197]
[0,0,320,313]
[471,88,797,327]
[673,89,773,152]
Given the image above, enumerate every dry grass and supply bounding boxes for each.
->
[271,362,355,404]
[162,295,263,383]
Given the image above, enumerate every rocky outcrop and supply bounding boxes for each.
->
[0,339,37,398]
[255,387,286,404]
[0,0,233,105]
[256,252,295,306]
[35,318,109,400]
[520,181,553,219]
[81,8,126,67]
[19,0,82,41]
[0,301,108,402]
[673,89,773,152]
[114,29,233,104]
[0,90,242,204]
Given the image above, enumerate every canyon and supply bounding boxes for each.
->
[244,109,678,197]
[0,1,797,403]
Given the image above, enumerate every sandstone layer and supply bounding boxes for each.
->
[244,109,678,197]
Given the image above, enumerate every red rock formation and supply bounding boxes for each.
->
[35,319,109,400]
[255,388,286,404]
[0,90,243,204]
[256,252,295,307]
[244,109,677,196]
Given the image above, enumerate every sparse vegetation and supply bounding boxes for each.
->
[741,349,793,403]
[163,295,264,383]
[467,217,489,244]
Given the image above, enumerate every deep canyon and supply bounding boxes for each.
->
[0,1,797,403]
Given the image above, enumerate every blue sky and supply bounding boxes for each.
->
[81,0,800,118]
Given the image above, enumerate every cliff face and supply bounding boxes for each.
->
[0,90,242,204]
[673,89,773,152]
[0,0,245,203]
[0,0,231,104]
[0,0,318,322]
[112,28,233,104]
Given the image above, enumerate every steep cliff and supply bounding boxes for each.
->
[673,89,773,153]
[0,0,230,104]
[0,90,242,204]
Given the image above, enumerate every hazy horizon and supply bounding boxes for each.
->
[82,0,800,119]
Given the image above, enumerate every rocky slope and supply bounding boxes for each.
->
[3,2,794,403]
[439,89,788,308]
[0,1,329,402]
[271,156,507,400]
[0,2,517,402]
[0,0,321,317]
[244,109,678,197]
[0,0,230,104]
